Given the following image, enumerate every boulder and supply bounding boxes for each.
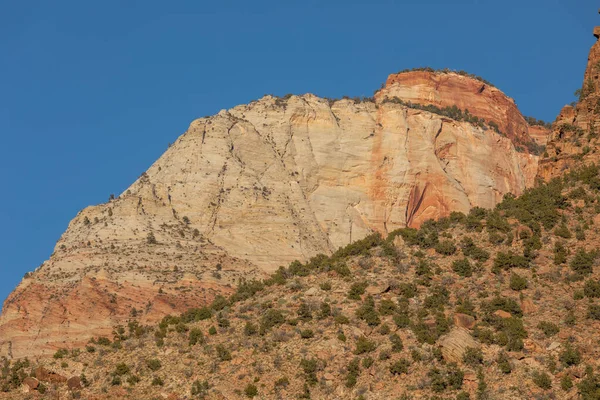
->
[67,376,82,390]
[35,366,67,384]
[438,328,479,363]
[453,313,476,330]
[22,377,39,390]
[494,310,512,319]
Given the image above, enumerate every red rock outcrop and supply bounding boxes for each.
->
[377,70,549,151]
[537,25,600,180]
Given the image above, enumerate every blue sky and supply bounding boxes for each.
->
[0,0,598,305]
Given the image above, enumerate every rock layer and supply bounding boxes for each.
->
[378,70,545,150]
[0,72,546,358]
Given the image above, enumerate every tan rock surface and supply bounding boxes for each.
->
[438,327,479,363]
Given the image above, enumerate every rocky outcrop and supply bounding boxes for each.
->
[438,328,479,363]
[0,72,546,358]
[377,70,548,151]
[537,26,600,180]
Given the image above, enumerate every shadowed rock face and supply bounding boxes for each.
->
[538,27,600,180]
[0,72,545,358]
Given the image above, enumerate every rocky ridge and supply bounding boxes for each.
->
[537,25,600,180]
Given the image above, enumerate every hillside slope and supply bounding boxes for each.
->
[2,165,600,399]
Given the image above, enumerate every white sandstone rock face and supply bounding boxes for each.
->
[58,94,537,272]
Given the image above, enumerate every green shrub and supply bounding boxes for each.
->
[181,307,212,323]
[53,349,68,359]
[496,351,512,374]
[555,223,572,238]
[462,347,483,367]
[588,304,600,320]
[561,375,573,391]
[345,358,360,388]
[211,295,229,311]
[390,333,404,352]
[146,359,161,371]
[509,273,528,291]
[261,309,285,330]
[191,380,210,397]
[502,318,528,351]
[452,258,472,277]
[274,376,289,389]
[319,302,332,319]
[300,329,314,339]
[559,343,581,367]
[393,311,411,328]
[486,211,511,233]
[216,344,232,361]
[355,296,381,326]
[571,248,597,275]
[378,299,397,315]
[113,363,130,376]
[244,383,258,398]
[461,237,490,261]
[492,252,529,273]
[389,359,410,375]
[335,314,350,325]
[482,296,523,317]
[379,323,390,335]
[537,321,559,337]
[297,302,313,321]
[584,279,600,298]
[299,358,319,385]
[554,242,568,265]
[488,232,505,245]
[348,281,368,300]
[424,286,450,310]
[435,240,457,255]
[564,310,576,326]
[244,322,258,336]
[188,328,204,345]
[97,336,112,346]
[398,282,418,298]
[354,336,377,354]
[428,365,464,392]
[151,376,164,386]
[532,371,552,389]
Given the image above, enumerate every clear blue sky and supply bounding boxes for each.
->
[0,0,598,305]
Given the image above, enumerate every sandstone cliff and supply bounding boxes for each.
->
[537,26,600,180]
[0,72,547,358]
